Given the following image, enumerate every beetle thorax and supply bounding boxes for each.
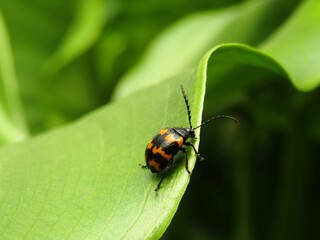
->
[173,127,194,140]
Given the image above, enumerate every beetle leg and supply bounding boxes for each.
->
[184,142,205,161]
[179,148,191,174]
[155,161,173,192]
[139,164,148,169]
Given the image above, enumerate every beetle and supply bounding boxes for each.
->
[141,85,238,191]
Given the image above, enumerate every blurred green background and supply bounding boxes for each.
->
[0,0,319,239]
[1,0,243,134]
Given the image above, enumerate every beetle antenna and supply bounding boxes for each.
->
[180,85,193,129]
[193,115,239,130]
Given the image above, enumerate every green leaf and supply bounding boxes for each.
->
[0,41,290,239]
[113,0,320,102]
[0,71,206,239]
[261,0,320,91]
[1,0,110,132]
[0,10,28,145]
[43,0,109,76]
[112,0,295,100]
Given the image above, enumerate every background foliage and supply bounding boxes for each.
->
[0,0,319,239]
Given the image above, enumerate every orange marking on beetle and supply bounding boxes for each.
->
[176,136,184,148]
[147,140,153,149]
[148,159,161,172]
[152,146,172,161]
[165,133,184,147]
[159,128,168,135]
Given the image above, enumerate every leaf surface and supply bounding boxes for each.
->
[0,41,289,239]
